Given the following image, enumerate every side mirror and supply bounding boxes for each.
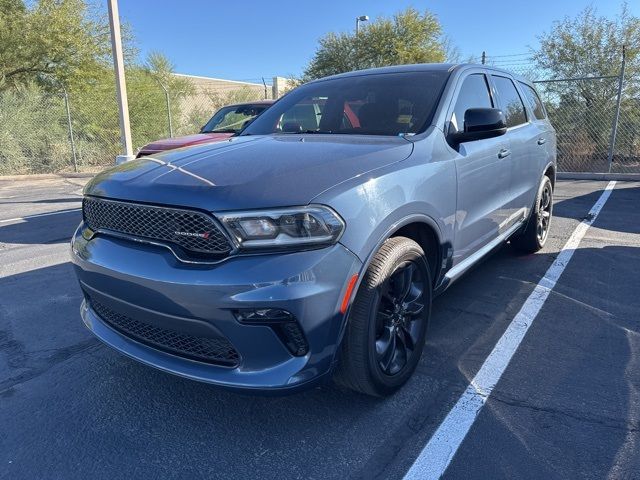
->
[450,108,507,145]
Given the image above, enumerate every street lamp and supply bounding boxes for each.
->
[355,15,369,35]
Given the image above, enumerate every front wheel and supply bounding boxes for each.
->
[511,175,553,253]
[335,236,432,397]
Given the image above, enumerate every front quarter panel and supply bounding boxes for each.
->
[313,131,456,270]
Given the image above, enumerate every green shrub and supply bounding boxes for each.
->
[0,86,75,174]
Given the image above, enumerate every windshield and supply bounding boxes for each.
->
[241,71,450,137]
[201,104,269,134]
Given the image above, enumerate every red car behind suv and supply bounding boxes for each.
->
[136,100,274,158]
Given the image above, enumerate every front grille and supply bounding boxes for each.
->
[90,298,240,366]
[83,197,232,259]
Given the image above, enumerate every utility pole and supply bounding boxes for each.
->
[107,0,134,164]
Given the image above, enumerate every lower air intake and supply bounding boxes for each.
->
[90,298,240,367]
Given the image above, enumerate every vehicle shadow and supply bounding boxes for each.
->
[0,197,82,205]
[553,183,640,235]
[358,240,640,479]
[1,242,638,479]
[0,209,81,245]
[3,181,639,478]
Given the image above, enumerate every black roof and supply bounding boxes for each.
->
[310,63,532,85]
[226,99,275,108]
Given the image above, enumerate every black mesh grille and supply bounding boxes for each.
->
[90,299,240,366]
[83,197,232,258]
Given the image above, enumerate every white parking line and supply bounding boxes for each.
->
[403,181,617,480]
[0,208,81,224]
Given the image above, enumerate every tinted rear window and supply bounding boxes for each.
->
[492,76,527,128]
[242,71,450,137]
[519,82,546,120]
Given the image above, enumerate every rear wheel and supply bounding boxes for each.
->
[335,237,432,397]
[511,175,553,253]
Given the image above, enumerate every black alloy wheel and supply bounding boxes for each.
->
[375,261,425,376]
[537,180,552,244]
[335,236,432,397]
[511,175,554,254]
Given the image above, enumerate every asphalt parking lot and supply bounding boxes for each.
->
[1,176,639,480]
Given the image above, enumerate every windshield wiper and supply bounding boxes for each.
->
[203,128,237,134]
[283,129,333,134]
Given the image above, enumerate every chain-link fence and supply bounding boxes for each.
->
[1,57,637,175]
[478,51,639,174]
[172,83,271,137]
[0,89,75,175]
[0,76,279,175]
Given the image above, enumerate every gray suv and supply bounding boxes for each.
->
[71,64,556,396]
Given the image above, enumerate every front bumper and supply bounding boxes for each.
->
[71,226,361,392]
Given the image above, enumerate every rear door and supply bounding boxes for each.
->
[448,72,512,264]
[519,80,556,179]
[490,75,539,221]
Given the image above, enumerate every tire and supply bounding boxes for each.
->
[511,175,553,253]
[335,236,432,397]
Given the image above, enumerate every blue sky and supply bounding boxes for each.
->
[117,0,636,83]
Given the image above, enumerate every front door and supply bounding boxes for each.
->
[448,73,512,264]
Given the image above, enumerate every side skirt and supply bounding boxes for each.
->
[433,221,524,295]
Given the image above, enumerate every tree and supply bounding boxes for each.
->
[0,84,69,174]
[533,4,640,164]
[145,51,178,89]
[303,8,447,80]
[534,4,638,82]
[0,0,112,91]
[128,52,194,143]
[0,1,196,172]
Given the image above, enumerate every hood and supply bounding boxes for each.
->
[86,135,414,211]
[139,133,233,152]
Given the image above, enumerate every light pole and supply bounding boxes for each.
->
[107,0,134,164]
[355,15,368,35]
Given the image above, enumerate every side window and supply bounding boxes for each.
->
[519,82,546,120]
[492,76,527,128]
[449,74,493,134]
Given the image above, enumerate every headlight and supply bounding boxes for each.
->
[217,205,344,250]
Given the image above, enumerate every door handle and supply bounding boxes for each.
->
[498,148,511,159]
[537,138,546,145]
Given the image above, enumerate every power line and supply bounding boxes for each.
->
[484,52,531,58]
[490,62,536,66]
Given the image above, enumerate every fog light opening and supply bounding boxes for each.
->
[235,308,309,357]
